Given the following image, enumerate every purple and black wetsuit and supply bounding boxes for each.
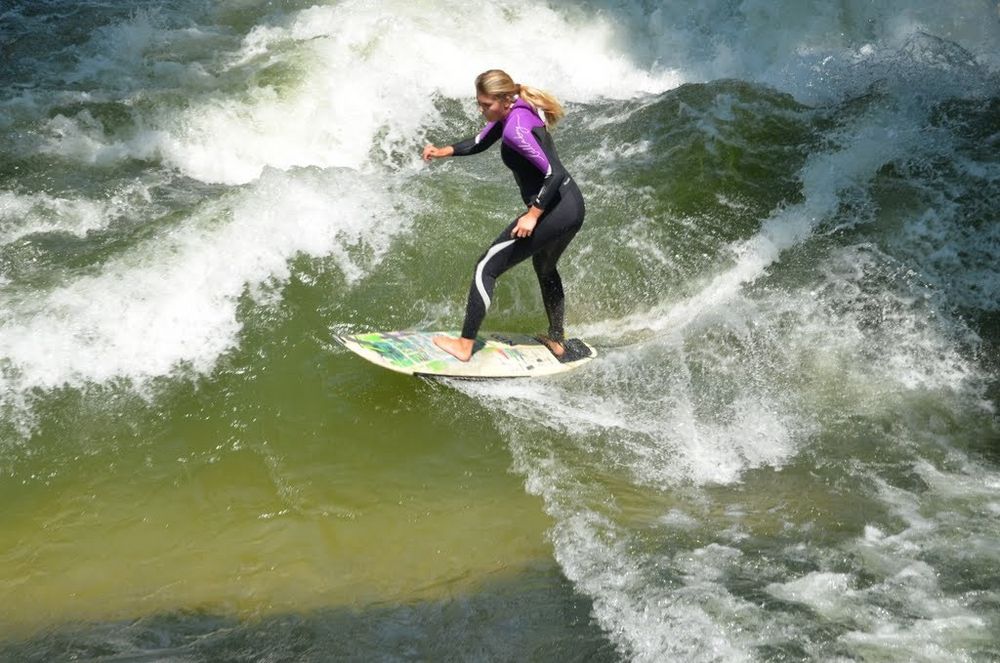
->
[449,98,585,342]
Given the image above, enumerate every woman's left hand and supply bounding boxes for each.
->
[511,207,542,238]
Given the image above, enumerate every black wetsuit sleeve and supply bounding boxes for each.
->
[527,127,568,210]
[450,121,502,156]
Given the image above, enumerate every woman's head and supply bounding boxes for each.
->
[475,69,519,100]
[473,69,565,126]
[474,69,518,123]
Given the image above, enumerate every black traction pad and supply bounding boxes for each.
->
[559,338,593,363]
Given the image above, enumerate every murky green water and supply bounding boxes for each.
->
[1,1,998,660]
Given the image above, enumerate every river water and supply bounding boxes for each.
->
[1,1,998,660]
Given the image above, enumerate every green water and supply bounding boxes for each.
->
[2,1,999,661]
[0,324,557,625]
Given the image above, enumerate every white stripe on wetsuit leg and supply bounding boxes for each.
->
[475,239,516,310]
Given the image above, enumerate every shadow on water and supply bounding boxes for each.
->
[0,562,618,663]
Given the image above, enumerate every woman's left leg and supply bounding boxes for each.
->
[532,229,577,343]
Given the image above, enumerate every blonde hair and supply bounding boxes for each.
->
[475,69,565,126]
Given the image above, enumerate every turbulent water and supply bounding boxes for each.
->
[1,1,998,660]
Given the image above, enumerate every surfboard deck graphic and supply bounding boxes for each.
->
[334,331,596,378]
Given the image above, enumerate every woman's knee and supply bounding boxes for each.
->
[532,252,558,277]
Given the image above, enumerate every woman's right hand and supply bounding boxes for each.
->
[422,144,453,161]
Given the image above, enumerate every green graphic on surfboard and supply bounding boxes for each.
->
[335,331,596,378]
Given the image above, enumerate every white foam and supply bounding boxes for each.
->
[579,100,928,344]
[660,509,699,529]
[767,572,854,618]
[459,130,992,658]
[889,168,1000,313]
[63,8,231,91]
[5,3,998,659]
[548,507,754,662]
[458,344,799,489]
[831,470,998,661]
[455,346,803,663]
[586,0,1000,99]
[38,1,680,185]
[0,183,153,245]
[28,0,999,188]
[0,168,413,423]
[0,191,107,244]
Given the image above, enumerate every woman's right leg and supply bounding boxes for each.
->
[434,224,521,361]
[437,190,583,360]
[460,236,518,340]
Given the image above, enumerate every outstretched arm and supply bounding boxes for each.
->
[434,120,504,160]
[422,144,454,160]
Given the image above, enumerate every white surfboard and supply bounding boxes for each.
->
[334,331,596,378]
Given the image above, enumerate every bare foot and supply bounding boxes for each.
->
[433,335,475,361]
[537,335,565,358]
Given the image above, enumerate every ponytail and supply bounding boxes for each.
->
[517,84,565,126]
[475,69,565,127]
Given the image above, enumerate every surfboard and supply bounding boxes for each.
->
[334,331,596,378]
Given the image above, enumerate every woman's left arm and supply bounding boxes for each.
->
[511,205,543,238]
[506,112,568,212]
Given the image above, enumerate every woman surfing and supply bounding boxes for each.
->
[422,69,585,362]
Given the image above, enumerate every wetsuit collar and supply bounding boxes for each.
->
[507,97,544,122]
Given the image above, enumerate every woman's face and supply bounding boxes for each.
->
[477,93,510,123]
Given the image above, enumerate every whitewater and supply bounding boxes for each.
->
[1,1,998,660]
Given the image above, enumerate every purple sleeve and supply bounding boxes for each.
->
[504,108,567,209]
[504,111,551,176]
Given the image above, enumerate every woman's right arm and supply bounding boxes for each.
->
[422,144,454,160]
[425,121,502,162]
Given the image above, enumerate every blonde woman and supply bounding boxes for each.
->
[423,69,585,361]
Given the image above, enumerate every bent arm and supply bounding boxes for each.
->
[532,152,567,210]
[505,112,567,210]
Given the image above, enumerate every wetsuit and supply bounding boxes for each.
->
[449,98,585,342]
